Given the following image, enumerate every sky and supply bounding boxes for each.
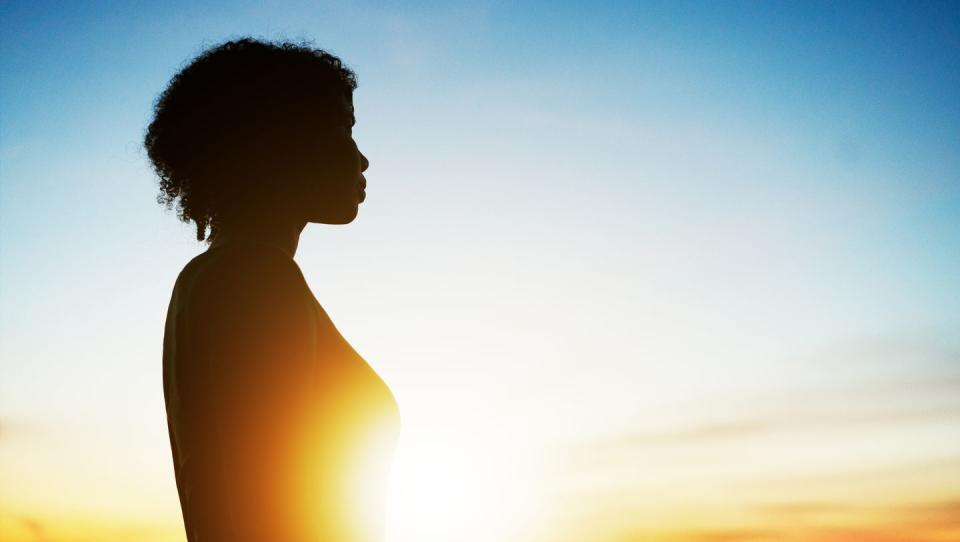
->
[1,1,959,541]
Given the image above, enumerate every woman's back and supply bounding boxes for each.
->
[163,240,400,541]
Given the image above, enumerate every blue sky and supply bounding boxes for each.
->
[1,2,959,541]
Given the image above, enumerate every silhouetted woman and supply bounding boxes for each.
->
[146,39,400,541]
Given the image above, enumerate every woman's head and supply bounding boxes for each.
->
[145,38,368,241]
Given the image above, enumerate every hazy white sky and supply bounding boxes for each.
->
[1,2,958,541]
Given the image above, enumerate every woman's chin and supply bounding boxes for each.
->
[310,205,359,225]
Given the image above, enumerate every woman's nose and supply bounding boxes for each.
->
[360,151,370,172]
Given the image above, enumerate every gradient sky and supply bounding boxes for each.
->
[1,1,959,541]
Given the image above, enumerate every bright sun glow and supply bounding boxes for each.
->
[383,413,533,542]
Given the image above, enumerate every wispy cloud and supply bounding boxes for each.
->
[601,499,960,542]
[0,416,44,443]
[583,403,960,456]
[18,517,46,542]
[612,529,778,542]
[0,512,180,542]
[597,420,774,447]
[584,374,960,453]
[0,417,20,441]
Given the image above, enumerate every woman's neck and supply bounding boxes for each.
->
[212,218,306,258]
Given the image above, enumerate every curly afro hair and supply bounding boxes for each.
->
[145,38,358,241]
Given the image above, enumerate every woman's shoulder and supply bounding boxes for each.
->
[174,243,310,310]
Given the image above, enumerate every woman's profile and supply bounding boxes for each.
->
[146,39,400,541]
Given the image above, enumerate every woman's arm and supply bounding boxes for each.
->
[183,249,320,540]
